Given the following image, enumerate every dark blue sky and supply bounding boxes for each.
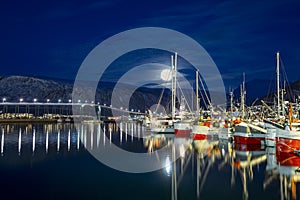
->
[1,0,300,89]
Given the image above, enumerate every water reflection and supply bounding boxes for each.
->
[0,123,299,200]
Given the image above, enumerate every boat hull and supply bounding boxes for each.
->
[276,137,300,154]
[191,124,214,140]
[276,129,300,154]
[174,122,191,137]
[233,132,265,145]
[151,127,174,134]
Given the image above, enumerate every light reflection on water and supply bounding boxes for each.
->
[0,123,299,200]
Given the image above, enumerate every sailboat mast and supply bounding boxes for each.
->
[276,51,280,117]
[230,87,233,113]
[240,84,244,119]
[240,73,246,119]
[171,53,177,120]
[171,55,174,120]
[196,70,199,115]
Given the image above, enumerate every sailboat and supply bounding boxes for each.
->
[191,70,221,140]
[264,52,300,154]
[150,52,179,134]
[231,74,267,145]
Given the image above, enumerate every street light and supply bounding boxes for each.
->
[2,98,6,103]
[33,98,37,103]
[19,98,23,103]
[47,99,50,103]
[58,99,61,103]
[68,99,72,103]
[78,100,81,103]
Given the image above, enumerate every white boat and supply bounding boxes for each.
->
[232,121,267,145]
[192,122,211,140]
[150,52,188,134]
[150,117,175,134]
[174,120,192,137]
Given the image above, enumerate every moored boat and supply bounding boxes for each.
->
[232,121,267,145]
[174,120,192,137]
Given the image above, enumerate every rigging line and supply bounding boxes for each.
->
[155,70,172,114]
[176,80,192,113]
[199,83,208,110]
[199,73,212,107]
[280,58,294,101]
[266,65,276,103]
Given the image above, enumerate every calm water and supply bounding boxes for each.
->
[0,123,299,200]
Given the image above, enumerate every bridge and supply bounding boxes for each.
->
[0,99,146,121]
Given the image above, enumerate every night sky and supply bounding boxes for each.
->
[1,0,300,89]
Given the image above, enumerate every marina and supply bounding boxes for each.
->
[0,122,299,199]
[1,1,300,199]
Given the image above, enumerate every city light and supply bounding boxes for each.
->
[2,98,6,102]
[19,98,23,102]
[47,99,50,103]
[33,98,37,102]
[68,99,72,103]
[58,99,61,103]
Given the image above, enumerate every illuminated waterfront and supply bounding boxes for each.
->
[0,122,299,200]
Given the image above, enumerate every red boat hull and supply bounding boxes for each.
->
[276,137,300,154]
[233,135,265,145]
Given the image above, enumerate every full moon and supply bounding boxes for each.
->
[160,69,172,81]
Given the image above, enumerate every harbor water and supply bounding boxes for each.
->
[0,122,298,200]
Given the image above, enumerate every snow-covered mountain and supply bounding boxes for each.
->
[0,75,167,112]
